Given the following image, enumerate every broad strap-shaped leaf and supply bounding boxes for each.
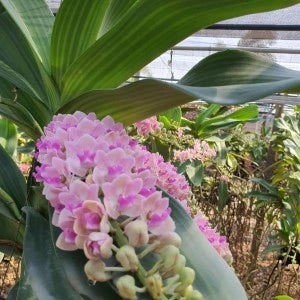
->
[0,187,22,221]
[97,0,137,38]
[197,104,259,135]
[7,257,37,300]
[0,117,17,156]
[0,8,59,111]
[0,11,49,103]
[195,104,221,130]
[168,195,247,299]
[61,0,299,101]
[0,0,54,72]
[0,214,24,255]
[250,178,278,196]
[0,60,43,100]
[59,50,300,124]
[0,144,26,210]
[22,207,121,300]
[51,0,110,85]
[200,104,258,126]
[0,96,44,139]
[218,181,229,211]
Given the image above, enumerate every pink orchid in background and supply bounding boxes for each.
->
[134,116,162,137]
[193,212,232,263]
[219,175,230,182]
[174,140,216,163]
[18,163,30,175]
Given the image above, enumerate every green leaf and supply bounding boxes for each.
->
[0,187,23,221]
[150,137,170,161]
[0,0,54,72]
[169,196,247,299]
[227,153,238,170]
[0,60,43,100]
[0,78,51,132]
[17,141,35,154]
[247,191,280,204]
[60,50,300,124]
[51,0,110,84]
[8,257,37,300]
[218,181,228,211]
[0,11,49,104]
[274,295,294,300]
[199,104,258,130]
[0,117,17,156]
[250,178,278,196]
[186,160,204,187]
[160,107,182,125]
[0,97,44,139]
[0,144,26,210]
[0,214,24,255]
[262,244,285,254]
[97,0,137,38]
[195,104,220,130]
[176,160,191,174]
[61,1,299,101]
[23,207,120,300]
[158,115,172,130]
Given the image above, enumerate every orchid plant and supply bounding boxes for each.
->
[1,0,300,299]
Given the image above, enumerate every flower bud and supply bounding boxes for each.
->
[159,245,180,277]
[151,232,182,252]
[124,220,149,247]
[223,251,233,265]
[162,254,186,278]
[174,254,186,273]
[184,285,203,300]
[84,232,113,260]
[116,245,139,272]
[175,267,195,294]
[116,275,137,300]
[145,273,163,300]
[84,259,112,282]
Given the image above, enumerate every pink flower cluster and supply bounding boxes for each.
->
[134,116,161,137]
[18,163,30,175]
[34,111,230,263]
[194,212,232,263]
[34,112,175,258]
[174,140,216,163]
[219,175,230,182]
[135,150,191,213]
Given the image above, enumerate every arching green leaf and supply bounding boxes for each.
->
[0,0,54,72]
[60,51,300,124]
[51,0,110,84]
[61,0,299,101]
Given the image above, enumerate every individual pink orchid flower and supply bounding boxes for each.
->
[56,226,78,251]
[84,232,113,260]
[93,148,135,185]
[59,180,99,212]
[102,174,145,219]
[73,200,110,237]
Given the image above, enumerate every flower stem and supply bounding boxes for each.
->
[138,241,160,259]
